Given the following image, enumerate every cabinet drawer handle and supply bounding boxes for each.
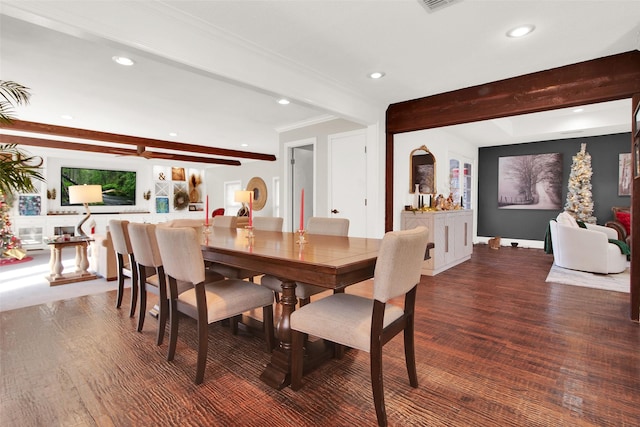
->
[445,225,449,253]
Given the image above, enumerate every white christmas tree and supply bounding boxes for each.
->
[564,143,596,223]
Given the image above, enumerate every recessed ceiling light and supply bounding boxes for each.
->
[506,24,535,38]
[573,108,584,113]
[368,71,385,79]
[277,98,290,105]
[61,114,73,120]
[169,132,178,137]
[241,143,249,147]
[112,56,135,66]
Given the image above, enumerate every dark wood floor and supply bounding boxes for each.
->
[1,245,638,426]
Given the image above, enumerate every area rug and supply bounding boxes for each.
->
[0,256,33,266]
[545,263,630,293]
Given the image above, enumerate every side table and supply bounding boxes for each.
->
[45,238,97,286]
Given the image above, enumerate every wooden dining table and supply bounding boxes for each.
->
[200,227,381,389]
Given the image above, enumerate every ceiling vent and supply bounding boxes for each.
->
[418,0,463,13]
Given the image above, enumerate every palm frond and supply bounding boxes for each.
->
[0,144,45,195]
[0,80,31,125]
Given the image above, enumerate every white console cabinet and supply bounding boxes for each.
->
[401,210,473,276]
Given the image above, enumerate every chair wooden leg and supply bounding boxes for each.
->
[115,254,124,308]
[194,283,208,385]
[136,265,147,332]
[404,317,418,388]
[128,255,138,318]
[156,296,168,346]
[167,280,179,362]
[291,330,304,391]
[262,305,274,352]
[299,297,311,307]
[370,341,387,427]
[230,314,241,335]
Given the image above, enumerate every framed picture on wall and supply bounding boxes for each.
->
[497,153,562,209]
[618,153,632,196]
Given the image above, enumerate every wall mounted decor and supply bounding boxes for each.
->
[156,197,169,213]
[410,145,436,194]
[18,195,41,216]
[171,167,185,181]
[618,153,632,196]
[246,176,267,211]
[498,153,562,210]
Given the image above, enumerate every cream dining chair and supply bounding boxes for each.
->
[128,222,225,345]
[290,226,430,427]
[108,219,138,317]
[206,215,260,280]
[260,217,349,305]
[155,226,275,384]
[252,216,284,232]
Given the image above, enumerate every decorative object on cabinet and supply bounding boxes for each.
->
[156,197,169,213]
[68,184,103,237]
[401,209,473,276]
[143,190,151,201]
[18,195,41,216]
[410,145,435,194]
[46,188,56,200]
[498,153,562,210]
[246,176,267,211]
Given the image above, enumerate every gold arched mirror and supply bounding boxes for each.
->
[410,145,436,193]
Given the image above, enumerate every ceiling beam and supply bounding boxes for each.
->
[0,134,241,166]
[0,120,277,161]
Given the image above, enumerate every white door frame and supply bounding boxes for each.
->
[283,138,316,232]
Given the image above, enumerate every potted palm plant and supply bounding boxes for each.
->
[0,80,45,259]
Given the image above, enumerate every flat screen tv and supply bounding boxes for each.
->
[61,167,136,206]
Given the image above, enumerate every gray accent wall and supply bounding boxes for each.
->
[477,133,632,241]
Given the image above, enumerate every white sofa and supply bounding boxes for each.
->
[549,212,627,274]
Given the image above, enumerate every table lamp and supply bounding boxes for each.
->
[68,184,103,237]
[234,190,251,216]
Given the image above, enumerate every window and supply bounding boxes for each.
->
[224,180,242,216]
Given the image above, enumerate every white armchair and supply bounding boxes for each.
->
[549,212,627,274]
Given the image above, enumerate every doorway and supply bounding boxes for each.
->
[285,139,315,232]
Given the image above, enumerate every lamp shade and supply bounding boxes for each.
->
[69,185,103,204]
[234,190,252,204]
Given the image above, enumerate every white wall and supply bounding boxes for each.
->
[393,128,478,234]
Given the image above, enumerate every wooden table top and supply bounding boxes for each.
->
[201,229,381,289]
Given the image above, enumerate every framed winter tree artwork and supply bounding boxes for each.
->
[497,153,562,210]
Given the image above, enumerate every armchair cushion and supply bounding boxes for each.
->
[615,211,631,235]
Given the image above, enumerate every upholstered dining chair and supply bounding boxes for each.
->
[155,226,275,384]
[260,217,350,305]
[290,226,429,427]
[211,215,238,228]
[207,215,259,280]
[128,222,226,345]
[252,216,284,231]
[108,219,138,317]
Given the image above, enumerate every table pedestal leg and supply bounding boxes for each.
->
[76,242,89,274]
[51,247,63,279]
[260,279,296,389]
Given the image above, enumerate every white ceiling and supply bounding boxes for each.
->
[1,0,639,162]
